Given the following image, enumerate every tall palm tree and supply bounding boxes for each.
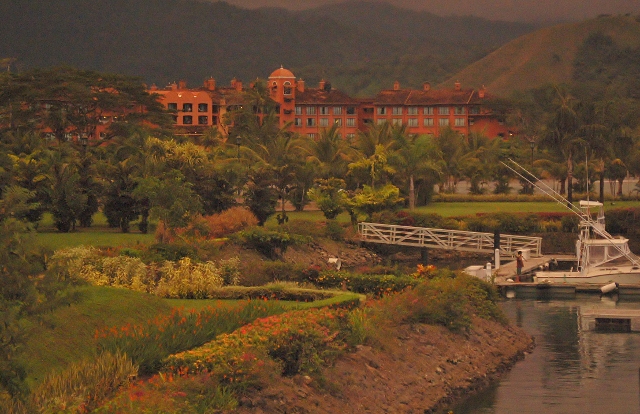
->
[539,86,583,205]
[392,131,442,209]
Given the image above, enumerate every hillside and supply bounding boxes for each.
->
[0,0,535,96]
[440,14,640,96]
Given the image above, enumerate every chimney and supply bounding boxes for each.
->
[178,80,187,90]
[454,81,461,91]
[423,82,431,91]
[149,84,158,91]
[235,79,243,91]
[478,85,486,99]
[297,79,305,92]
[170,82,178,91]
[204,77,216,91]
[318,79,326,90]
[393,80,400,90]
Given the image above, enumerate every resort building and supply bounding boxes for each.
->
[151,66,511,139]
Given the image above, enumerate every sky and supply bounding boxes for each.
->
[221,0,640,23]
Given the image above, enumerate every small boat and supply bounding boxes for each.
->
[534,200,640,285]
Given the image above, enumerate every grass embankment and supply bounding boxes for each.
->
[19,284,360,390]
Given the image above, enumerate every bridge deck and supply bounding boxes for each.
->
[358,222,542,257]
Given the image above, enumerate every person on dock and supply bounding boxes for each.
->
[516,251,525,282]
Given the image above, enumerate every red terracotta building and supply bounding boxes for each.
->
[151,66,511,139]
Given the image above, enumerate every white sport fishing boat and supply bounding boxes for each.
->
[504,160,640,286]
[534,200,640,285]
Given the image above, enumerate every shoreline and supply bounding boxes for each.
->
[234,317,534,413]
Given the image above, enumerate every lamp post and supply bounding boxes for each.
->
[529,140,535,165]
[80,134,88,155]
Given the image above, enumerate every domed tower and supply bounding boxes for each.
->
[268,66,296,124]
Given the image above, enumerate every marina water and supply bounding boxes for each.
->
[451,296,640,414]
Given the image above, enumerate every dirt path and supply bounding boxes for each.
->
[234,317,534,413]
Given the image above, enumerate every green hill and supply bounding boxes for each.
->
[0,0,535,96]
[439,14,640,96]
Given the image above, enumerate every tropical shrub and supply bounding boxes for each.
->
[97,301,289,374]
[27,351,137,413]
[234,228,308,259]
[155,257,224,299]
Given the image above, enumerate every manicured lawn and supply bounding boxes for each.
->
[19,286,173,389]
[33,201,640,250]
[412,200,640,217]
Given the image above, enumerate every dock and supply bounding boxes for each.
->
[579,308,640,332]
[491,254,640,299]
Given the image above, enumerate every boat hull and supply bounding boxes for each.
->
[535,267,640,285]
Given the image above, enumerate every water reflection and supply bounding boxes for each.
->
[452,296,640,414]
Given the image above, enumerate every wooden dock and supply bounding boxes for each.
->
[493,254,640,299]
[579,308,640,332]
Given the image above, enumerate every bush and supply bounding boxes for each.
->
[309,270,418,297]
[324,220,345,241]
[235,228,308,259]
[186,207,258,240]
[155,257,224,299]
[561,215,580,233]
[144,243,198,262]
[28,351,137,413]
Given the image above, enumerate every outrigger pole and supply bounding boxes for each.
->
[501,159,640,268]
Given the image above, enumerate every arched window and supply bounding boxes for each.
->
[283,81,292,95]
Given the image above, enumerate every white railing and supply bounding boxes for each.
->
[358,222,542,257]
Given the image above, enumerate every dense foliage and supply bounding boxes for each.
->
[0,0,535,96]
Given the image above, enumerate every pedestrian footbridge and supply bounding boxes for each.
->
[358,222,542,257]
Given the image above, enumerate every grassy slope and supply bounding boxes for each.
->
[439,15,640,96]
[20,286,173,388]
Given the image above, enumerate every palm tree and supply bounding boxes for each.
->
[392,131,442,209]
[539,86,583,205]
[304,124,352,179]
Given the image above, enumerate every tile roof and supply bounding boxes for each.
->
[373,88,484,106]
[296,88,360,105]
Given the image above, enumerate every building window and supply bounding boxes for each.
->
[423,106,434,115]
[172,115,178,123]
[333,107,342,115]
[198,103,208,112]
[334,118,342,126]
[307,133,316,139]
[408,118,418,127]
[392,107,402,115]
[454,106,465,115]
[284,81,292,95]
[99,116,110,124]
[439,118,449,126]
[212,116,218,124]
[306,107,316,115]
[307,118,316,127]
[469,106,480,115]
[99,132,107,139]
[454,118,465,126]
[319,118,329,127]
[346,118,356,127]
[183,103,193,112]
[295,106,302,115]
[320,106,329,115]
[347,106,356,114]
[183,115,193,124]
[377,119,387,125]
[392,118,402,126]
[212,105,219,113]
[423,118,434,127]
[438,106,449,115]
[168,103,178,111]
[377,107,387,115]
[198,116,208,125]
[294,118,302,127]
[407,107,418,115]
[346,133,356,139]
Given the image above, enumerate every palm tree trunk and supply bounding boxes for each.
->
[409,174,415,210]
[567,153,573,206]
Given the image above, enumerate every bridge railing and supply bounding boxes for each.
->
[358,222,542,257]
